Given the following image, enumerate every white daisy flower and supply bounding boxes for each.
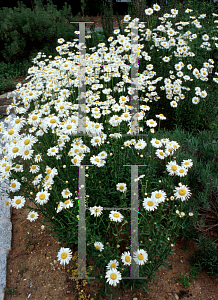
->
[27,211,39,222]
[63,199,74,209]
[175,166,188,177]
[98,151,107,159]
[145,8,153,15]
[133,249,148,265]
[181,159,193,169]
[151,190,167,203]
[105,268,122,287]
[94,241,104,252]
[89,206,104,217]
[57,38,65,44]
[166,160,179,176]
[11,196,26,209]
[153,3,161,11]
[116,183,127,193]
[57,202,64,214]
[9,179,21,193]
[165,144,175,156]
[150,138,163,148]
[121,251,132,266]
[174,184,192,201]
[155,149,167,160]
[156,114,166,120]
[134,174,145,182]
[134,139,147,150]
[146,119,157,128]
[61,188,72,199]
[143,197,159,211]
[106,259,119,270]
[109,210,124,223]
[57,247,72,266]
[192,97,200,104]
[170,141,180,150]
[170,101,178,107]
[161,138,170,145]
[35,190,50,205]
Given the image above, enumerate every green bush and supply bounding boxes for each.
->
[188,236,218,278]
[0,0,79,63]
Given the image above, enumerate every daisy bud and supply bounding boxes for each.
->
[41,225,45,230]
[63,165,66,168]
[65,181,68,183]
[176,210,180,214]
[181,212,185,217]
[189,212,193,216]
[170,196,174,200]
[110,153,113,156]
[167,237,170,241]
[171,244,174,247]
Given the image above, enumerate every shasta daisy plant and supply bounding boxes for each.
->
[0,2,217,298]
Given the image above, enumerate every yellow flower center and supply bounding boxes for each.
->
[110,263,116,269]
[61,253,67,259]
[8,129,15,135]
[95,209,99,212]
[125,256,130,262]
[67,125,72,129]
[155,193,161,199]
[179,169,184,173]
[160,152,164,155]
[172,165,177,171]
[11,183,16,188]
[155,140,159,144]
[16,199,21,204]
[24,139,30,145]
[110,273,117,280]
[95,158,100,162]
[138,253,144,260]
[113,213,119,218]
[150,121,154,124]
[179,189,186,195]
[120,186,124,190]
[30,214,35,218]
[184,162,189,165]
[147,201,153,206]
[95,246,100,250]
[39,194,45,200]
[64,200,70,204]
[12,147,19,153]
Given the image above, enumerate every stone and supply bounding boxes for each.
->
[0,91,19,116]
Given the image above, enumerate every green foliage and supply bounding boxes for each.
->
[3,286,16,295]
[0,0,79,63]
[188,236,218,278]
[177,265,200,288]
